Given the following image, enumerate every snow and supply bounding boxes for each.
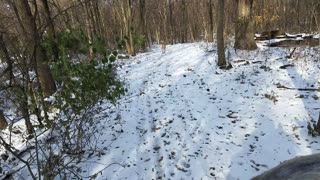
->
[1,42,320,179]
[86,43,320,179]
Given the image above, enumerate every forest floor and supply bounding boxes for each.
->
[1,41,320,179]
[94,41,320,180]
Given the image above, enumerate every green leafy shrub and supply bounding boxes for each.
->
[134,34,146,50]
[50,46,125,161]
[57,29,89,54]
[43,29,108,58]
[49,29,126,130]
[116,35,126,50]
[93,36,107,54]
[51,56,125,118]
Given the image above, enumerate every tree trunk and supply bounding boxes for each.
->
[20,94,33,135]
[120,0,135,56]
[139,0,147,49]
[84,0,94,60]
[181,0,187,43]
[234,0,257,50]
[0,110,8,130]
[14,0,56,97]
[0,34,14,86]
[217,0,226,67]
[208,0,214,42]
[160,0,169,43]
[39,0,59,61]
[93,0,104,38]
[168,0,174,44]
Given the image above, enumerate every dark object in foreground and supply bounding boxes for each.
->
[252,153,320,180]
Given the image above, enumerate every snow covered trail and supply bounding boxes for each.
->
[87,43,320,180]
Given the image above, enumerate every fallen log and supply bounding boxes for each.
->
[259,30,286,39]
[277,84,320,92]
[255,30,320,47]
[268,38,320,47]
[252,153,320,180]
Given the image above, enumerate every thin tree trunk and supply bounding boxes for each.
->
[0,34,14,86]
[39,0,59,61]
[21,96,33,135]
[139,0,147,48]
[120,0,135,56]
[208,0,214,42]
[168,0,174,44]
[181,0,187,43]
[217,0,226,67]
[84,0,94,59]
[93,0,103,38]
[0,110,8,130]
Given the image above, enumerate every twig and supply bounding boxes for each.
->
[80,162,125,179]
[0,136,37,180]
[0,164,27,180]
[286,47,297,58]
[279,64,294,69]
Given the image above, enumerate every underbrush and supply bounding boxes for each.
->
[0,29,126,179]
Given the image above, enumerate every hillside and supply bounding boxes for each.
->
[88,42,320,179]
[1,42,320,179]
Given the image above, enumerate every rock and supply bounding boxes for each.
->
[1,153,9,161]
[252,153,320,180]
[153,146,161,151]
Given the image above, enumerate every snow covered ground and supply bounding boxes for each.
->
[1,42,320,179]
[82,42,320,180]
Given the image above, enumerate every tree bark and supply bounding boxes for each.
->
[208,0,214,42]
[0,110,8,130]
[119,0,136,56]
[139,0,147,48]
[14,0,56,97]
[234,0,257,50]
[181,0,187,43]
[39,0,59,61]
[0,34,14,86]
[83,0,94,59]
[168,0,174,44]
[21,92,33,135]
[217,0,226,67]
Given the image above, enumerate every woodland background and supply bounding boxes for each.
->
[0,0,319,179]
